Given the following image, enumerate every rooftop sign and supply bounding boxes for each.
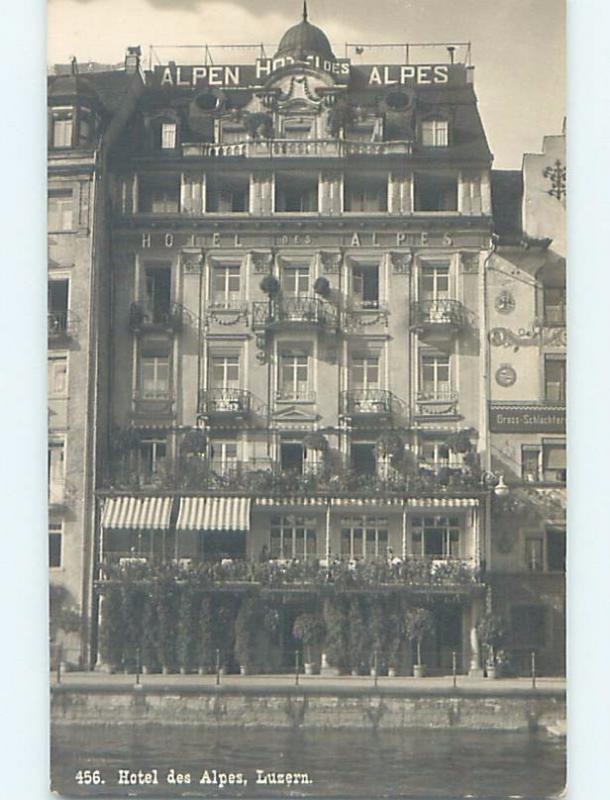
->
[152,61,464,89]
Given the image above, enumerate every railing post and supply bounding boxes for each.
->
[531,651,536,689]
[452,650,457,688]
[373,650,378,688]
[216,648,221,686]
[295,650,300,686]
[135,647,141,685]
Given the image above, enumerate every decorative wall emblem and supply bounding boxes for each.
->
[489,324,567,351]
[495,364,517,387]
[319,251,342,274]
[180,248,204,273]
[389,251,412,274]
[495,290,516,314]
[543,159,566,201]
[250,251,274,273]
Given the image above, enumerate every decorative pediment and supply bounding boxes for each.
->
[272,404,320,425]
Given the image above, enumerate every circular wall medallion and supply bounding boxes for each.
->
[495,290,516,314]
[495,364,517,387]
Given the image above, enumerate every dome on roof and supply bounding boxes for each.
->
[275,3,334,62]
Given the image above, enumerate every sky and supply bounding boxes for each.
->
[48,0,565,169]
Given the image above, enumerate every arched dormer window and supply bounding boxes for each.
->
[420,116,450,148]
[148,112,180,152]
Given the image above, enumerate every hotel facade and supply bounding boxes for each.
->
[47,9,566,676]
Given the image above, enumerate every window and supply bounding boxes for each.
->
[48,440,65,504]
[525,537,544,572]
[351,354,379,390]
[52,112,73,148]
[48,192,73,231]
[48,355,68,396]
[283,119,313,140]
[521,442,566,483]
[411,516,461,558]
[343,175,388,212]
[49,523,62,568]
[510,605,546,649]
[421,119,449,147]
[340,517,388,559]
[144,265,171,322]
[280,441,305,474]
[275,173,318,213]
[211,355,240,389]
[352,265,379,308]
[221,124,246,143]
[279,352,309,400]
[139,174,180,214]
[350,442,376,475]
[138,437,167,479]
[420,439,451,468]
[140,356,170,399]
[546,527,566,572]
[211,265,241,307]
[543,287,566,325]
[544,356,566,403]
[78,110,93,145]
[282,265,310,297]
[206,175,249,213]
[270,516,317,559]
[161,122,177,149]
[414,173,458,211]
[48,279,70,335]
[420,263,450,301]
[211,440,238,473]
[420,353,451,398]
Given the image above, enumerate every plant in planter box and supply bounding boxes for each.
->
[366,595,387,675]
[477,611,506,678]
[346,598,368,675]
[99,582,124,672]
[323,599,349,673]
[244,111,274,140]
[259,273,280,298]
[141,588,159,673]
[155,576,178,674]
[234,596,261,675]
[176,583,196,674]
[447,428,476,455]
[313,276,331,299]
[197,595,214,674]
[404,606,435,677]
[293,613,326,674]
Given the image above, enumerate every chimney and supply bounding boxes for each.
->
[125,46,141,75]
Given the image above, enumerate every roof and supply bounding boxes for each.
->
[491,170,524,240]
[48,70,135,114]
[275,5,335,61]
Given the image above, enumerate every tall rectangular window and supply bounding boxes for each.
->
[282,265,310,297]
[270,516,317,559]
[140,356,170,399]
[544,356,566,403]
[49,522,63,568]
[48,440,65,504]
[138,438,167,479]
[420,263,450,301]
[48,191,73,231]
[351,355,379,390]
[48,355,68,396]
[211,355,240,389]
[525,537,544,572]
[161,122,177,149]
[543,287,566,324]
[421,120,449,147]
[144,265,171,322]
[206,175,249,213]
[352,265,379,308]
[279,352,309,400]
[411,516,461,558]
[420,353,451,397]
[340,517,388,559]
[521,445,541,482]
[139,175,180,214]
[211,440,238,473]
[211,265,241,307]
[343,175,388,212]
[542,440,566,483]
[275,174,318,212]
[414,173,458,211]
[52,113,73,148]
[546,527,566,572]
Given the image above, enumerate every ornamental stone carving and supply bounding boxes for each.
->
[319,251,343,274]
[250,251,275,273]
[180,248,204,273]
[389,251,412,274]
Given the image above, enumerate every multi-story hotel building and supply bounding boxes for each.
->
[47,9,565,675]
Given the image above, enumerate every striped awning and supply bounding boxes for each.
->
[101,496,173,530]
[255,497,326,507]
[406,497,479,508]
[330,497,403,507]
[176,497,250,532]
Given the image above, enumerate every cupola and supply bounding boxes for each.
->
[275,2,335,62]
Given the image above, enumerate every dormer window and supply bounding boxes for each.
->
[161,122,177,150]
[52,111,73,148]
[421,119,449,147]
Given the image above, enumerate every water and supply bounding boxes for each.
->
[51,725,565,799]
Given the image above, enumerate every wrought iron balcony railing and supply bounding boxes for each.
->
[340,389,398,418]
[410,299,469,332]
[251,297,338,331]
[131,391,175,418]
[48,311,78,340]
[198,388,253,418]
[129,302,184,333]
[182,139,413,160]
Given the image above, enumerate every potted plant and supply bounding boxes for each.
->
[234,596,260,675]
[477,611,506,678]
[404,607,435,678]
[197,596,214,675]
[313,276,331,298]
[292,613,326,675]
[244,111,274,139]
[260,273,280,298]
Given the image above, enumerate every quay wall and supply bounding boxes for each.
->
[51,685,565,731]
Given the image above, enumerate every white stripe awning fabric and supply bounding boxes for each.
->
[101,497,173,530]
[406,497,479,508]
[176,497,250,532]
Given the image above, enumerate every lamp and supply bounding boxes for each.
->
[493,474,510,497]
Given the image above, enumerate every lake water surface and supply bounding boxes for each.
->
[52,725,565,799]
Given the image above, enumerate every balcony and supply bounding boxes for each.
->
[131,391,175,419]
[129,302,184,334]
[410,299,469,334]
[198,388,253,419]
[415,390,459,417]
[182,139,412,160]
[251,297,338,332]
[340,389,399,420]
[48,311,78,341]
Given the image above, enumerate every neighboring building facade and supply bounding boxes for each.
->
[47,12,566,676]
